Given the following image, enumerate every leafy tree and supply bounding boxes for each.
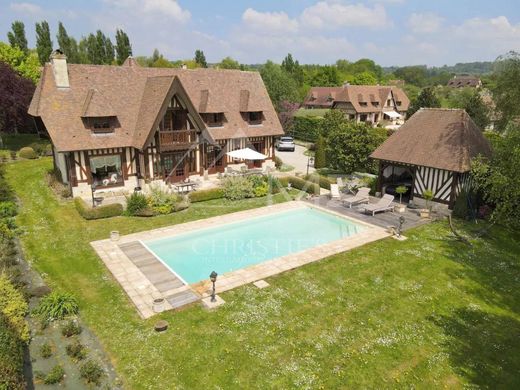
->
[151,56,173,68]
[82,31,114,65]
[260,61,299,110]
[7,21,28,54]
[277,101,299,133]
[0,62,36,133]
[314,134,326,168]
[407,87,441,117]
[320,109,346,137]
[448,89,489,129]
[0,42,40,83]
[151,49,160,63]
[35,21,53,65]
[394,66,428,87]
[325,119,386,174]
[115,29,132,65]
[309,65,341,87]
[350,71,378,85]
[492,51,520,131]
[472,127,520,229]
[194,49,207,68]
[218,56,241,69]
[281,53,304,86]
[56,22,79,63]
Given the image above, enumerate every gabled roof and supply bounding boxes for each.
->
[303,85,410,112]
[29,60,283,152]
[370,108,492,172]
[447,75,481,87]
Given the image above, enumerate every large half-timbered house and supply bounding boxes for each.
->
[28,51,283,197]
[370,108,492,208]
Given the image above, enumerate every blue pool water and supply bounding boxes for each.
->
[144,207,365,284]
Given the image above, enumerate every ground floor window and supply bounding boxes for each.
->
[90,155,123,187]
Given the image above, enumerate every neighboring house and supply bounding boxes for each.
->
[302,85,410,126]
[28,51,283,197]
[447,75,482,88]
[370,108,492,208]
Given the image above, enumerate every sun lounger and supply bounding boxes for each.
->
[342,187,370,208]
[363,194,395,216]
[330,184,341,199]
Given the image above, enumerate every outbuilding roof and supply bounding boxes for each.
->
[370,108,492,172]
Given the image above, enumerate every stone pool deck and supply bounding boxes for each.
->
[91,201,391,319]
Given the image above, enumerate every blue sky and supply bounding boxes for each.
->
[1,0,519,66]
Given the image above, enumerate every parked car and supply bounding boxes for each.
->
[275,136,295,152]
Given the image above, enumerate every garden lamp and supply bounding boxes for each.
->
[209,271,218,302]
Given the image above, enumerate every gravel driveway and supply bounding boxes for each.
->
[276,144,315,174]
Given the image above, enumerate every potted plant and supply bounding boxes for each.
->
[395,185,408,212]
[420,189,434,218]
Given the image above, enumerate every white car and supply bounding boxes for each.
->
[275,136,296,152]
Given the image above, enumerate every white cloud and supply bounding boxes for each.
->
[104,0,190,23]
[407,12,443,33]
[300,2,391,30]
[9,2,43,14]
[242,8,298,33]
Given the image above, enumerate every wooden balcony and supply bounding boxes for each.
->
[159,130,197,151]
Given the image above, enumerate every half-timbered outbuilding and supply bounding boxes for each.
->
[28,51,283,197]
[370,108,492,208]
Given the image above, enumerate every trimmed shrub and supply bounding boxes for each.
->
[18,147,37,159]
[0,315,25,390]
[34,291,79,322]
[0,275,29,342]
[29,142,48,156]
[314,135,326,169]
[287,176,320,195]
[222,176,255,200]
[80,359,104,385]
[305,174,334,190]
[66,340,87,361]
[274,156,283,169]
[125,192,148,216]
[61,319,82,337]
[74,198,123,220]
[44,365,65,385]
[189,188,224,203]
[147,184,180,215]
[290,116,322,142]
[0,201,17,218]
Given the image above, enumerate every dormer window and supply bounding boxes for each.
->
[245,111,263,125]
[359,102,368,107]
[371,102,379,107]
[201,112,224,127]
[86,116,115,134]
[387,99,392,106]
[396,101,402,106]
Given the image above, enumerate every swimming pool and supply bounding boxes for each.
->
[143,207,365,284]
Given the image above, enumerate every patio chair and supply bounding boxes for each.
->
[336,177,345,189]
[342,187,370,208]
[362,194,395,216]
[330,184,341,199]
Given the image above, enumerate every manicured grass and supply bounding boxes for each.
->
[6,158,520,389]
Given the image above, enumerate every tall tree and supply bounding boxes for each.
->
[492,51,520,131]
[260,61,299,110]
[56,22,79,63]
[96,30,114,64]
[0,62,36,133]
[309,66,341,87]
[281,53,304,86]
[115,29,132,65]
[35,21,53,65]
[7,21,28,54]
[194,49,207,68]
[407,87,441,117]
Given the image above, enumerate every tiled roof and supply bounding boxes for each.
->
[29,60,283,152]
[370,108,492,172]
[303,85,410,113]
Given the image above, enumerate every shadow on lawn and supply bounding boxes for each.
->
[430,309,520,388]
[432,222,520,387]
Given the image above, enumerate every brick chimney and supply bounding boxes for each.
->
[50,49,70,88]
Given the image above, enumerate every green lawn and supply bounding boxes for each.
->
[6,158,520,389]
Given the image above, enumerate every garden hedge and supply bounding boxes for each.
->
[18,147,37,159]
[304,174,335,190]
[289,116,322,142]
[74,198,123,220]
[274,176,320,195]
[188,188,224,203]
[0,314,25,390]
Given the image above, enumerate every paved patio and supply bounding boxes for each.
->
[305,194,449,231]
[91,201,391,318]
